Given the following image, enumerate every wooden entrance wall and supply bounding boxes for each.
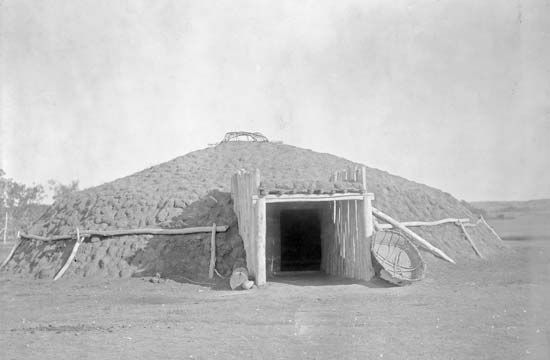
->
[322,198,373,280]
[231,167,374,286]
[323,167,374,280]
[230,169,263,283]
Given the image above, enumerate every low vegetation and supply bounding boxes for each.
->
[0,169,79,242]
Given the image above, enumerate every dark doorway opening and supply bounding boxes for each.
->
[280,209,322,271]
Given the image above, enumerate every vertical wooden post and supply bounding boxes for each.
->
[364,195,374,237]
[208,223,216,279]
[361,167,374,237]
[361,166,374,280]
[361,166,367,191]
[254,169,266,286]
[255,196,266,286]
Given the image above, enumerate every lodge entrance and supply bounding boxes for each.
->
[280,209,322,271]
[231,167,375,286]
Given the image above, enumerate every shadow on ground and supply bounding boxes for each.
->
[268,271,395,288]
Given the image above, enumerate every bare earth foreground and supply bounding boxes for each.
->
[0,239,548,360]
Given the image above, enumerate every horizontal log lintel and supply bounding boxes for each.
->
[252,193,374,204]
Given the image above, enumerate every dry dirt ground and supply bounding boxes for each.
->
[1,239,549,360]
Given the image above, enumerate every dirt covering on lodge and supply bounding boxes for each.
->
[3,142,505,280]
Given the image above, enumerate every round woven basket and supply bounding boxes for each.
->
[371,230,426,285]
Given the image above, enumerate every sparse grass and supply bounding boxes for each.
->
[1,239,548,360]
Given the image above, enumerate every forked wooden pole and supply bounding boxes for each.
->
[372,207,456,264]
[458,221,483,258]
[53,228,83,280]
[208,223,216,279]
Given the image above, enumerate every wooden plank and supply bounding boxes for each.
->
[255,196,267,286]
[459,221,484,258]
[348,201,354,278]
[328,204,335,275]
[349,167,356,182]
[352,200,358,278]
[357,198,370,280]
[359,166,373,279]
[53,228,83,280]
[361,166,367,192]
[355,201,363,279]
[352,200,361,279]
[248,172,256,277]
[344,201,348,277]
[360,191,375,279]
[340,200,345,277]
[235,170,253,277]
[335,201,341,274]
[338,201,343,257]
[208,223,216,279]
[372,207,456,264]
[364,195,374,237]
[347,200,353,278]
[376,218,471,229]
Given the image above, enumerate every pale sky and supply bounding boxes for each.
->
[1,0,549,202]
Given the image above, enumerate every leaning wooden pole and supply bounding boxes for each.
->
[376,218,470,229]
[53,228,84,280]
[372,207,456,264]
[480,216,503,242]
[0,232,21,269]
[458,221,483,258]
